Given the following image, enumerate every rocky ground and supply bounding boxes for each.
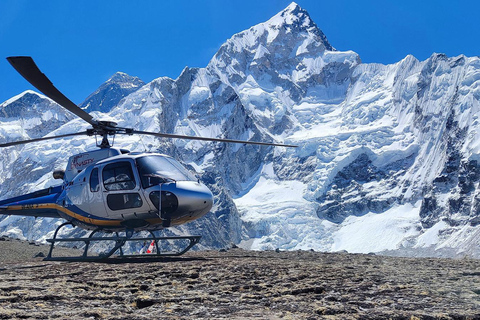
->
[0,238,479,319]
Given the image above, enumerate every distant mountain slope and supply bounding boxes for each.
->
[1,2,480,257]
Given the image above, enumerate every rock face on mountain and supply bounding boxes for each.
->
[0,91,73,142]
[1,2,480,257]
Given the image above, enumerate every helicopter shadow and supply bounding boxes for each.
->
[90,255,209,265]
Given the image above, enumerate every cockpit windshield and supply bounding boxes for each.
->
[136,155,196,188]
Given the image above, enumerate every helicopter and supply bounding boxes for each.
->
[0,56,296,261]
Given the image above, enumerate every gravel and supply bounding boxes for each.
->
[0,239,479,319]
[0,237,81,265]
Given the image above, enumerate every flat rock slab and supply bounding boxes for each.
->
[0,247,479,319]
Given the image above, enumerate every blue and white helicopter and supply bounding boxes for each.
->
[0,57,296,261]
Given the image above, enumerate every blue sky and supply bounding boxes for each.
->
[1,0,479,105]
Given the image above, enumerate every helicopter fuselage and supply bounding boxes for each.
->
[0,150,213,232]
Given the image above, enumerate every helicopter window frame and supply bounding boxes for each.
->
[107,193,143,211]
[136,155,197,189]
[102,161,137,191]
[90,168,100,192]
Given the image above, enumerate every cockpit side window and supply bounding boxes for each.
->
[90,168,100,192]
[102,161,136,191]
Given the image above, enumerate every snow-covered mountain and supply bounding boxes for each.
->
[1,2,480,257]
[80,72,145,112]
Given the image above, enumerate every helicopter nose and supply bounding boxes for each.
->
[162,181,213,218]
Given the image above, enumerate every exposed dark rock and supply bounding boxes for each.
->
[419,196,440,228]
[317,153,413,223]
[415,98,480,229]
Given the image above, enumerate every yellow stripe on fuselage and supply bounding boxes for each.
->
[3,203,198,228]
[4,203,123,227]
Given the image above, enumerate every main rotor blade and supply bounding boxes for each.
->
[7,56,97,126]
[0,132,87,148]
[131,130,297,148]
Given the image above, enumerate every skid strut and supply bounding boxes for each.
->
[44,222,201,262]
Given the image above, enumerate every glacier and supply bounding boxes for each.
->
[1,2,480,258]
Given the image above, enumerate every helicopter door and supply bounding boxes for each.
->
[88,167,108,219]
[101,160,149,218]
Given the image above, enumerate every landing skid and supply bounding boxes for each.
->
[44,222,201,262]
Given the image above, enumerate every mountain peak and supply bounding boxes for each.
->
[285,1,300,10]
[211,3,334,59]
[208,3,337,83]
[107,72,144,86]
[268,2,308,26]
[0,90,42,107]
[0,89,73,123]
[80,72,145,113]
[264,2,333,50]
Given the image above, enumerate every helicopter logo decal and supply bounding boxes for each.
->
[71,153,94,169]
